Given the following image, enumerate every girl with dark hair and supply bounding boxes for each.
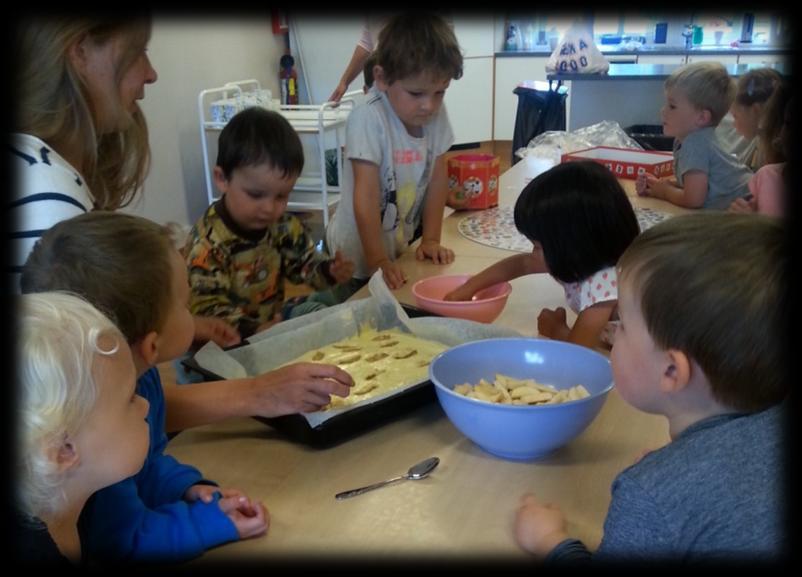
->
[445,161,640,349]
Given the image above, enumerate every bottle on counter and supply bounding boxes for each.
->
[279,54,298,106]
[505,24,520,51]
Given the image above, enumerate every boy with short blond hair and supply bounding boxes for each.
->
[637,62,752,209]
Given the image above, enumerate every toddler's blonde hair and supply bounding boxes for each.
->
[665,61,735,126]
[17,291,123,521]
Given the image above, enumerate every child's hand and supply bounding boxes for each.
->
[184,485,243,503]
[217,493,269,540]
[728,196,756,214]
[416,240,455,265]
[256,312,283,334]
[636,173,658,197]
[446,189,470,210]
[537,307,569,340]
[514,493,570,557]
[443,285,474,302]
[193,315,241,347]
[379,259,407,289]
[329,250,355,284]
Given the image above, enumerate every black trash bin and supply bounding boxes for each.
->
[511,81,568,166]
[625,124,674,151]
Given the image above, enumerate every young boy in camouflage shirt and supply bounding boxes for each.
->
[184,107,354,339]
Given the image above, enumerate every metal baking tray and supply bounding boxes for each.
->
[181,304,441,447]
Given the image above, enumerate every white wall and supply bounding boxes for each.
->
[124,17,287,228]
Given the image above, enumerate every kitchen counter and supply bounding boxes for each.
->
[496,44,791,57]
[547,61,789,131]
[547,60,789,81]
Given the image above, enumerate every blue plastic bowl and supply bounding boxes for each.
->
[429,338,613,461]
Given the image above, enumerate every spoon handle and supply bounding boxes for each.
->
[335,475,406,500]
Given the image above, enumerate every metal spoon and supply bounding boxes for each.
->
[335,457,440,500]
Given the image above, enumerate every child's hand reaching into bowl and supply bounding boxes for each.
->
[443,284,475,302]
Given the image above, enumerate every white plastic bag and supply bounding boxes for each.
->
[546,23,609,75]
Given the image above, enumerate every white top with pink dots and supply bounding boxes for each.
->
[558,266,619,346]
[560,266,618,314]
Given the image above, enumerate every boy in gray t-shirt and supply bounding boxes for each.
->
[514,213,788,563]
[325,13,463,291]
[636,62,752,209]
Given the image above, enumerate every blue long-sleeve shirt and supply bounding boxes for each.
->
[79,368,239,562]
[546,401,787,564]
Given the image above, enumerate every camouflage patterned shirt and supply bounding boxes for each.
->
[183,199,335,338]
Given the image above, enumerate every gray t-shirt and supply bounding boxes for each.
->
[673,126,753,210]
[326,87,454,279]
[548,401,787,563]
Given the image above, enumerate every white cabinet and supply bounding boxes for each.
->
[444,17,495,145]
[445,57,494,145]
[637,54,687,65]
[451,16,495,57]
[686,54,738,65]
[738,53,788,66]
[493,56,550,141]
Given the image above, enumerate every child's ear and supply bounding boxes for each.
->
[212,167,229,195]
[47,435,80,474]
[131,331,160,368]
[660,348,691,394]
[696,108,713,128]
[373,65,388,91]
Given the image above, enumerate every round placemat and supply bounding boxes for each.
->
[457,206,672,253]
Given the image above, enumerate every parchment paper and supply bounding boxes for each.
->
[192,271,521,427]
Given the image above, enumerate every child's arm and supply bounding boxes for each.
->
[416,154,455,265]
[639,170,708,208]
[352,159,407,288]
[444,253,545,301]
[192,315,241,347]
[162,363,354,432]
[538,300,616,349]
[82,476,240,561]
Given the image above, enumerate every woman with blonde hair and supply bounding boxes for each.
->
[11,16,157,290]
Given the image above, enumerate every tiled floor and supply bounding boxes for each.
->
[160,141,513,387]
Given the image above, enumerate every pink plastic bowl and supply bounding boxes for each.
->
[411,274,512,323]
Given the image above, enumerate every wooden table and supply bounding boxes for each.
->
[167,157,688,561]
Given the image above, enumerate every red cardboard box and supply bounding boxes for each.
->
[447,154,500,210]
[561,146,674,180]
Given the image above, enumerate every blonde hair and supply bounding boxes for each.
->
[14,16,152,210]
[665,61,735,126]
[17,291,123,520]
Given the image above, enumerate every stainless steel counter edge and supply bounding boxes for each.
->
[496,45,791,57]
[544,61,789,81]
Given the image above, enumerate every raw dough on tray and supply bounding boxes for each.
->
[288,328,447,410]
